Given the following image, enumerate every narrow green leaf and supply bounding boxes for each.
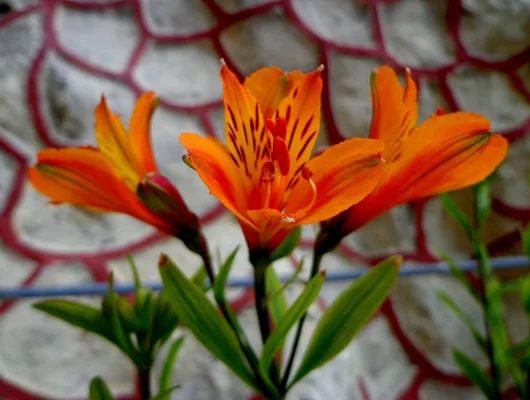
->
[116,296,143,333]
[270,226,301,262]
[103,275,144,367]
[437,291,487,352]
[158,254,258,392]
[89,377,114,400]
[453,350,494,399]
[486,278,510,374]
[500,278,522,294]
[214,247,239,304]
[33,300,114,342]
[522,224,530,259]
[290,256,401,388]
[260,271,325,384]
[521,274,530,314]
[440,193,473,239]
[150,385,181,400]
[441,253,481,303]
[127,255,141,291]
[151,291,180,348]
[191,266,209,292]
[265,266,288,327]
[158,337,185,399]
[474,181,491,229]
[265,260,304,311]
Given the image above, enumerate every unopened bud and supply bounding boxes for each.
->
[137,173,200,234]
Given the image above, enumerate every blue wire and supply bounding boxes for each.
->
[0,256,528,300]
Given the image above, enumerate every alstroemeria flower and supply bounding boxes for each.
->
[180,64,386,253]
[28,92,200,238]
[323,66,508,240]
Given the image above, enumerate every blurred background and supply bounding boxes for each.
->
[0,0,530,398]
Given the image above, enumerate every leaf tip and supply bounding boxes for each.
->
[390,255,403,268]
[159,253,169,269]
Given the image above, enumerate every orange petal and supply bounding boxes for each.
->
[129,91,159,174]
[285,138,385,225]
[243,67,304,119]
[179,133,255,228]
[94,96,141,189]
[27,148,166,229]
[369,66,418,161]
[275,68,323,178]
[384,112,508,204]
[220,64,269,186]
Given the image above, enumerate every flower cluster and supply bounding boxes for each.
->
[28,63,508,399]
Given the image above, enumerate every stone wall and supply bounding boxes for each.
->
[1,0,529,399]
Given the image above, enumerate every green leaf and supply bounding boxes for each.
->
[151,291,180,348]
[115,296,144,333]
[158,337,185,399]
[127,255,141,291]
[191,265,210,292]
[290,256,401,388]
[453,350,494,399]
[441,253,481,303]
[103,275,144,367]
[520,274,530,314]
[523,224,530,259]
[440,193,473,239]
[89,377,114,400]
[260,271,325,384]
[158,254,258,392]
[474,181,491,229]
[270,226,301,262]
[437,291,487,352]
[33,300,114,342]
[150,385,181,400]
[265,266,288,327]
[134,288,154,331]
[486,277,510,374]
[214,247,239,304]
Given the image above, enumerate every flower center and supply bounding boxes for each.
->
[257,117,318,223]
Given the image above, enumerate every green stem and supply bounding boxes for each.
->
[200,246,273,398]
[254,261,272,343]
[279,249,323,392]
[250,250,282,391]
[473,227,501,399]
[139,368,151,400]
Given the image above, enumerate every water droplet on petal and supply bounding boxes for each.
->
[282,215,295,223]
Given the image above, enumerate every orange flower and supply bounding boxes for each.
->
[28,92,200,239]
[322,66,508,241]
[180,64,386,254]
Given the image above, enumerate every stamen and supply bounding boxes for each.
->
[292,166,318,220]
[275,117,287,140]
[436,107,445,116]
[273,137,290,176]
[266,119,276,136]
[260,161,275,209]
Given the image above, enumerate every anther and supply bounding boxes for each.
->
[301,165,313,180]
[266,119,276,136]
[275,117,287,140]
[273,137,290,176]
[436,107,445,116]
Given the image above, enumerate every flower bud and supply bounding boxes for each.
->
[137,173,200,234]
[137,173,210,258]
